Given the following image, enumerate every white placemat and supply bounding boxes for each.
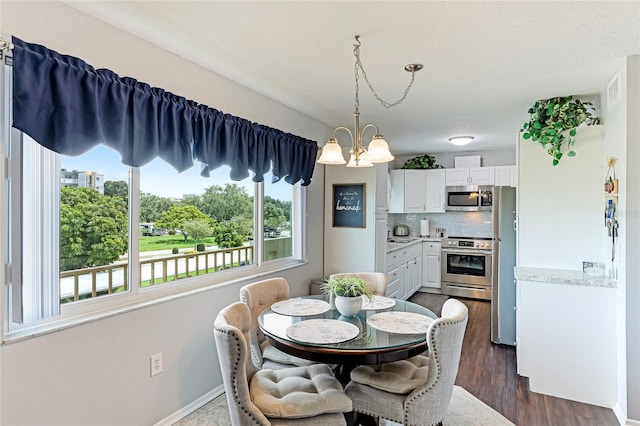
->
[367,311,434,334]
[286,319,360,344]
[361,294,396,311]
[271,298,330,316]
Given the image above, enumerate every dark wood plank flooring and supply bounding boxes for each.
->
[455,298,618,426]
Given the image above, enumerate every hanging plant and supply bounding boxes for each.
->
[401,154,443,170]
[521,96,598,166]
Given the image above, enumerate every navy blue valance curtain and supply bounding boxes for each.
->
[11,36,318,185]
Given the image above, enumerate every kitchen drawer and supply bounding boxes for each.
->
[386,251,403,267]
[423,242,441,252]
[386,266,400,285]
[386,273,400,298]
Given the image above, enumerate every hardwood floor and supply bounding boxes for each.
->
[455,298,619,426]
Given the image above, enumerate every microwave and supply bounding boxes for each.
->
[446,186,493,211]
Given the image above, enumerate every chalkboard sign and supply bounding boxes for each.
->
[332,183,366,228]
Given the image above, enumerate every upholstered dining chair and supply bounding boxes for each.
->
[344,298,469,426]
[239,277,314,369]
[214,302,352,426]
[328,272,388,296]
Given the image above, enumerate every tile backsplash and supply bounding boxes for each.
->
[389,211,492,238]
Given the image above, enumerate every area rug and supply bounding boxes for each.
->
[408,292,449,315]
[173,385,514,426]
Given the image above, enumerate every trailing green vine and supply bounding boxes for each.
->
[522,96,597,166]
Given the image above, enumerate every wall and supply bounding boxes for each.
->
[600,58,629,423]
[0,2,329,425]
[623,55,640,424]
[323,164,377,276]
[518,125,605,269]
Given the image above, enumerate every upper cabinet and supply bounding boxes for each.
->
[445,167,494,186]
[425,169,446,213]
[389,170,424,213]
[494,165,517,187]
[388,169,446,213]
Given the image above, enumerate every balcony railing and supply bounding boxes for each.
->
[60,245,254,303]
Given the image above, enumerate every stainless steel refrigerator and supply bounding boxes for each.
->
[491,186,517,345]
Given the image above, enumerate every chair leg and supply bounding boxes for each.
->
[354,413,377,426]
[345,412,378,426]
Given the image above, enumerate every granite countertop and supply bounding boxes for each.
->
[386,237,442,253]
[514,266,617,288]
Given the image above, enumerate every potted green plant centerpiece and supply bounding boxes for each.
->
[323,275,372,316]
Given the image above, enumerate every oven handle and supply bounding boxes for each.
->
[441,249,493,255]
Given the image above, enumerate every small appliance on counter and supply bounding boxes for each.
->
[393,224,410,236]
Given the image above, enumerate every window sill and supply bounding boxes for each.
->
[2,258,307,345]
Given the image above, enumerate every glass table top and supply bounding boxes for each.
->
[258,294,437,352]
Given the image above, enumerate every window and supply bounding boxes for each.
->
[2,49,308,338]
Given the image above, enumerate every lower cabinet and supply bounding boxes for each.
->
[386,243,422,300]
[422,242,441,288]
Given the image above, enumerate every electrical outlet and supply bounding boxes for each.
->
[150,352,163,377]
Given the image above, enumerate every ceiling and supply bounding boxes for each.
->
[67,1,640,156]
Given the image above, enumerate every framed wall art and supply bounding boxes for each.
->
[332,183,366,228]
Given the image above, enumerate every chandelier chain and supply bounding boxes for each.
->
[353,37,417,110]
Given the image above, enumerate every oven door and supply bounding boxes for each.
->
[441,249,492,286]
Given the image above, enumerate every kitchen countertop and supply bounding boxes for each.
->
[514,266,617,288]
[387,237,442,253]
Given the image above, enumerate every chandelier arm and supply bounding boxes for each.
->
[359,123,380,141]
[331,126,355,147]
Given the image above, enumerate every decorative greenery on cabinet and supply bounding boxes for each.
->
[401,154,444,169]
[521,96,598,166]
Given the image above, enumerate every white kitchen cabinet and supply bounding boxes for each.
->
[386,266,401,299]
[422,241,441,288]
[388,169,445,213]
[388,170,426,213]
[386,243,422,300]
[425,169,446,213]
[495,165,517,187]
[445,167,494,186]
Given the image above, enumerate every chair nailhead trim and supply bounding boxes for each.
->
[215,328,262,425]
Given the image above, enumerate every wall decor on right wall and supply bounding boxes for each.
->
[521,95,599,166]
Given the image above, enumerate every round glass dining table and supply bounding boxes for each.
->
[258,294,437,384]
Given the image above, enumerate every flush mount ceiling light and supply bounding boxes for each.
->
[317,35,422,168]
[449,136,475,146]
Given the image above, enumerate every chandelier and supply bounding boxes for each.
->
[317,35,422,168]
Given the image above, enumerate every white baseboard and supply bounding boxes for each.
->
[154,385,225,426]
[627,419,640,426]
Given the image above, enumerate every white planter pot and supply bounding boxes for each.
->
[335,295,362,316]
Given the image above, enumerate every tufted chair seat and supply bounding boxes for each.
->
[240,278,315,369]
[214,302,351,425]
[350,354,430,394]
[345,299,469,426]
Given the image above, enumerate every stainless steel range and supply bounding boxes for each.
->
[441,236,494,300]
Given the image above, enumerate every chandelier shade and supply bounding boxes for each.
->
[317,138,347,164]
[366,135,395,163]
